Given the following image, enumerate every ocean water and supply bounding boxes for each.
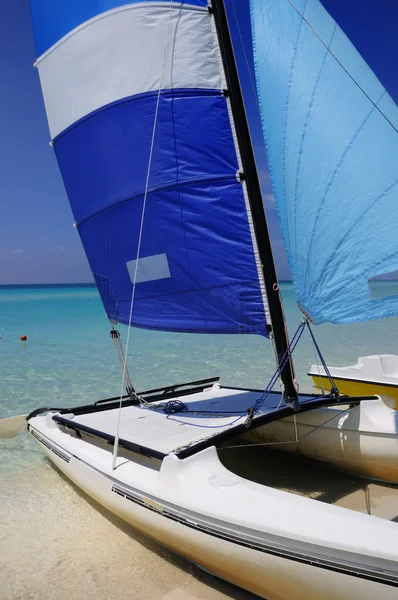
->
[1,283,398,600]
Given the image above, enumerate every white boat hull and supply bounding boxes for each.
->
[28,400,398,600]
[247,396,398,483]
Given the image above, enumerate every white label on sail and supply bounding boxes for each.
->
[126,254,171,284]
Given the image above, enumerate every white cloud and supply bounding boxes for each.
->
[11,248,24,254]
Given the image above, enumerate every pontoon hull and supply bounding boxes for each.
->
[311,374,398,409]
[248,397,398,483]
[29,410,398,600]
[309,355,398,410]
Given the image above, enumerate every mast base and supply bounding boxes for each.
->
[285,397,300,412]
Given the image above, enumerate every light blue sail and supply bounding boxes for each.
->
[30,1,270,335]
[251,0,398,324]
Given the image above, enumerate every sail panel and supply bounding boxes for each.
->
[36,3,220,138]
[30,1,270,335]
[251,0,398,324]
[30,0,208,57]
[79,178,266,332]
[54,90,238,225]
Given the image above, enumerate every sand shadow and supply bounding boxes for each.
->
[218,438,377,507]
[45,458,261,600]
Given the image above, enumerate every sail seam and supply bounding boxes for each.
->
[250,0,299,365]
[282,0,307,275]
[320,177,398,289]
[208,2,271,326]
[309,90,387,288]
[74,175,239,228]
[52,89,223,144]
[284,0,398,136]
[34,2,207,65]
[293,23,337,272]
[124,281,257,302]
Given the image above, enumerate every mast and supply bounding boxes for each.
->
[210,0,298,403]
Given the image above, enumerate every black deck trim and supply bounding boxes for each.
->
[110,483,398,588]
[175,393,378,459]
[49,392,377,462]
[52,415,166,461]
[95,377,220,405]
[27,378,220,421]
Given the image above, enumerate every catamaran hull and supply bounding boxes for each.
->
[309,355,398,410]
[311,374,398,409]
[248,397,398,483]
[29,415,398,600]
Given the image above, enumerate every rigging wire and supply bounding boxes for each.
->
[306,321,339,395]
[110,329,135,396]
[218,406,351,450]
[164,321,306,430]
[229,0,295,388]
[285,0,398,136]
[312,332,325,395]
[112,0,175,470]
[230,0,261,116]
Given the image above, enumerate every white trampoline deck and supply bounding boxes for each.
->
[59,385,276,455]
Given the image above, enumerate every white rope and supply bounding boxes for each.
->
[112,0,175,470]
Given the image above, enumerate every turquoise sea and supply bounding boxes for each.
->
[1,283,398,600]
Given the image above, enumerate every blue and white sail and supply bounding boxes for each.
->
[251,0,398,324]
[30,0,270,334]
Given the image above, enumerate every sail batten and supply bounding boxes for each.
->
[31,0,271,336]
[251,0,398,325]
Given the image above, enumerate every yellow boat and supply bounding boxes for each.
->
[309,355,398,410]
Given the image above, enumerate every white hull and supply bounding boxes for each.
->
[27,387,398,600]
[249,396,398,484]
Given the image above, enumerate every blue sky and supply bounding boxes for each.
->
[0,0,397,284]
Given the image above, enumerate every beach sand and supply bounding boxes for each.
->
[1,440,397,600]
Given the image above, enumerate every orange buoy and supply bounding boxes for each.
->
[20,335,27,341]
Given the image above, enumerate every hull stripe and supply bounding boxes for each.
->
[30,425,398,587]
[111,482,398,587]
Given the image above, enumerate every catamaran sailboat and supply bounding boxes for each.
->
[2,0,398,598]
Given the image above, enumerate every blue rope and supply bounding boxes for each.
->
[252,320,306,415]
[158,321,338,432]
[148,322,307,431]
[167,321,306,430]
[162,400,189,414]
[165,413,245,429]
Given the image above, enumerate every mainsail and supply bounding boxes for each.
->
[30,0,271,336]
[251,0,398,325]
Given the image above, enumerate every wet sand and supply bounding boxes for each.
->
[0,454,258,600]
[1,441,398,600]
